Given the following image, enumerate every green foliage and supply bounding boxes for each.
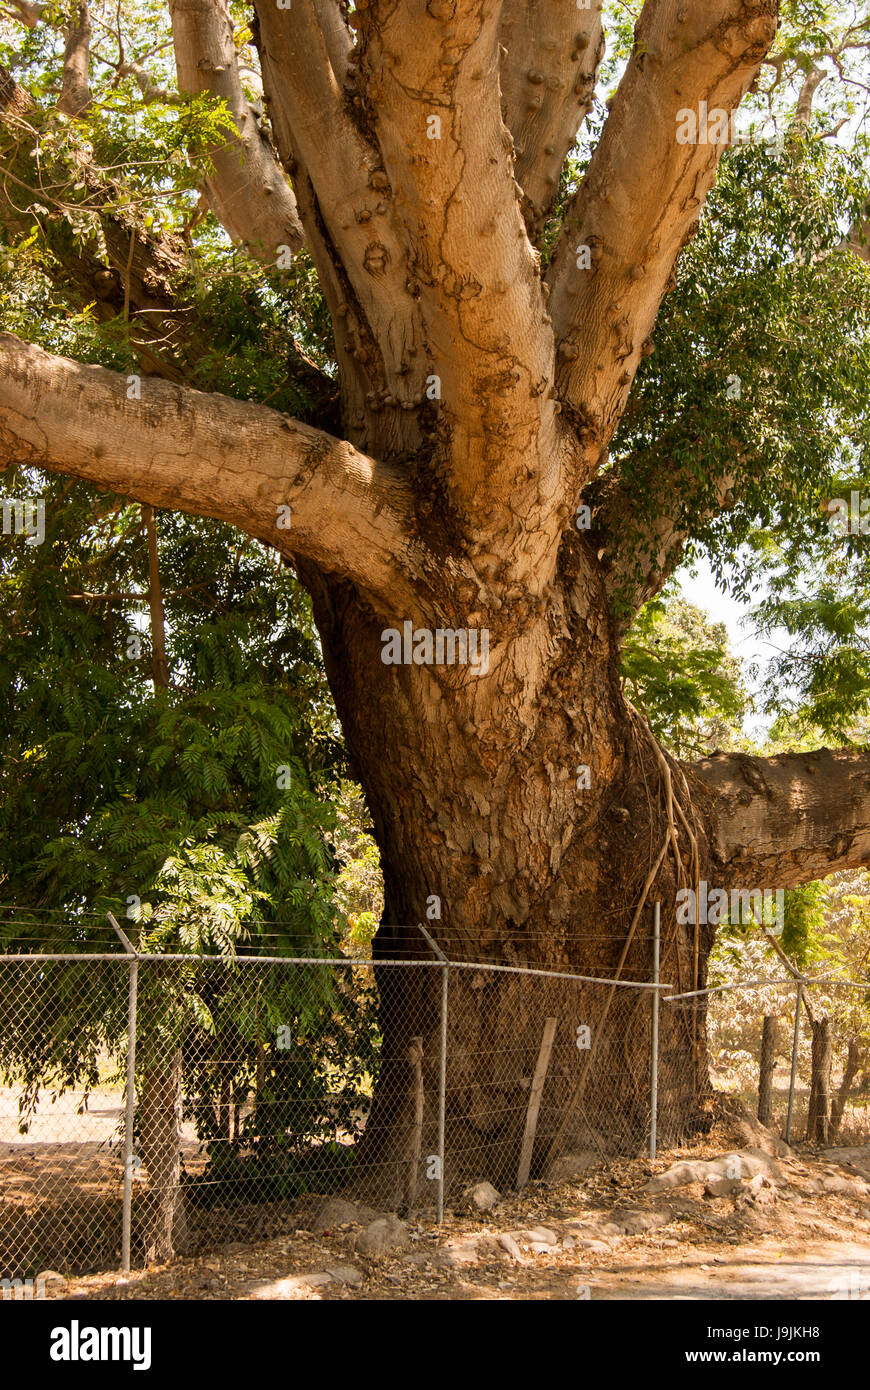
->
[621,591,749,757]
[0,472,342,943]
[0,466,385,1166]
[611,135,870,567]
[748,536,870,739]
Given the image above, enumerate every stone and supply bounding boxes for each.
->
[327,1264,364,1287]
[251,1272,334,1299]
[311,1197,380,1231]
[612,1208,669,1235]
[36,1270,67,1297]
[705,1177,744,1199]
[497,1232,524,1262]
[311,1198,361,1231]
[463,1180,500,1211]
[355,1214,409,1257]
[546,1151,600,1183]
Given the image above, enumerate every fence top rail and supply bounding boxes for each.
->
[664,974,870,1003]
[0,950,671,989]
[444,960,672,990]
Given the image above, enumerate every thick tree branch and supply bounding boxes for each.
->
[57,0,92,118]
[595,463,736,628]
[253,0,429,458]
[6,0,44,28]
[115,60,184,106]
[363,0,560,529]
[314,0,352,86]
[693,747,870,887]
[793,64,826,126]
[168,0,304,263]
[0,333,417,604]
[499,0,604,230]
[0,66,336,416]
[547,0,778,481]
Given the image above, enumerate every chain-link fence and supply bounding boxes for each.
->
[2,918,867,1284]
[0,952,132,1282]
[0,929,665,1281]
[662,974,870,1148]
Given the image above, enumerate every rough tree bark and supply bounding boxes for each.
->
[830,1039,863,1141]
[4,0,867,1201]
[757,1015,777,1128]
[137,1055,190,1262]
[807,1016,833,1144]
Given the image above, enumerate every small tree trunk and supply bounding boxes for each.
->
[830,1039,863,1141]
[135,511,190,1263]
[806,1016,833,1144]
[757,1014,777,1128]
[218,1072,231,1141]
[139,1052,189,1264]
[404,1037,424,1212]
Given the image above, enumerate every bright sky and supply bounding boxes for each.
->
[675,554,789,740]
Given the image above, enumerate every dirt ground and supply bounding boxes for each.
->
[4,1088,870,1301]
[33,1131,870,1302]
[0,1085,204,1274]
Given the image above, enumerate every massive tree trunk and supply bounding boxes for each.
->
[5,0,870,1204]
[302,560,717,1199]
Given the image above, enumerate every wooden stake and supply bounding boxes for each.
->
[517,1017,558,1189]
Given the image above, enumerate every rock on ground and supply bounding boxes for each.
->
[463,1181,500,1211]
[326,1264,364,1287]
[355,1214,409,1257]
[251,1272,334,1299]
[645,1148,783,1194]
[311,1198,380,1232]
[546,1151,601,1184]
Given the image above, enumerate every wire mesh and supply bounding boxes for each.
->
[11,939,864,1281]
[0,956,130,1280]
[0,945,662,1276]
[661,976,870,1148]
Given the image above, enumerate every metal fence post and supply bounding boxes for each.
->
[649,901,661,1161]
[785,979,803,1146]
[437,962,448,1224]
[109,913,138,1275]
[418,922,448,1224]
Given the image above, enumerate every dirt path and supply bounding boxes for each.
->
[42,1137,870,1302]
[586,1238,870,1300]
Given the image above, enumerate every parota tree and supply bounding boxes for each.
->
[2,0,870,1201]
